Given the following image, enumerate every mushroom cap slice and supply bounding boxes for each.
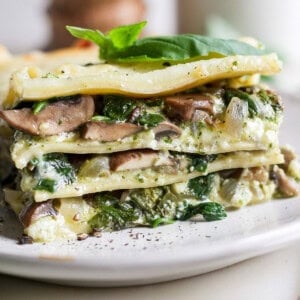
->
[109,149,174,172]
[152,121,182,139]
[82,121,143,142]
[0,95,95,136]
[19,200,57,227]
[164,94,213,121]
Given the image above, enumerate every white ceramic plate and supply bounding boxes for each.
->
[0,96,299,287]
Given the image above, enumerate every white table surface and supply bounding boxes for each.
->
[0,242,299,300]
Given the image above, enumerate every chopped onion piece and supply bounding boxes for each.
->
[225,97,248,137]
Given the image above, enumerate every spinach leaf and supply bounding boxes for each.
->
[179,202,227,221]
[137,113,165,128]
[188,174,214,200]
[66,22,267,64]
[89,193,138,230]
[32,153,76,193]
[129,187,166,218]
[102,96,136,121]
[101,95,164,127]
[88,183,227,231]
[188,154,217,173]
[144,98,163,107]
[89,204,137,231]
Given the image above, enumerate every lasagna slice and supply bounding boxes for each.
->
[0,23,299,243]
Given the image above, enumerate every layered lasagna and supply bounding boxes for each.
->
[0,23,299,243]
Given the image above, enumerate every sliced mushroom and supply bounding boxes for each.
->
[271,165,299,197]
[109,149,174,172]
[19,200,57,228]
[164,94,213,122]
[82,122,143,141]
[0,95,95,136]
[152,121,181,140]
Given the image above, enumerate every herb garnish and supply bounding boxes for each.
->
[66,21,267,64]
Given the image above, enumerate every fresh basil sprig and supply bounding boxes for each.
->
[66,21,267,64]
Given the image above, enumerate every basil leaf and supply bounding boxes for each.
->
[108,34,266,63]
[67,22,267,64]
[66,26,107,47]
[108,21,147,49]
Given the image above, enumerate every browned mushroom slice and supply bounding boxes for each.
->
[109,149,174,172]
[152,121,181,140]
[271,165,299,197]
[82,122,143,142]
[19,200,57,228]
[0,95,95,136]
[164,94,213,122]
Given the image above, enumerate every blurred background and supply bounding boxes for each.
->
[0,0,299,92]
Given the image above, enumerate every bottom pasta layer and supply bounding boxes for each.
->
[4,147,300,243]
